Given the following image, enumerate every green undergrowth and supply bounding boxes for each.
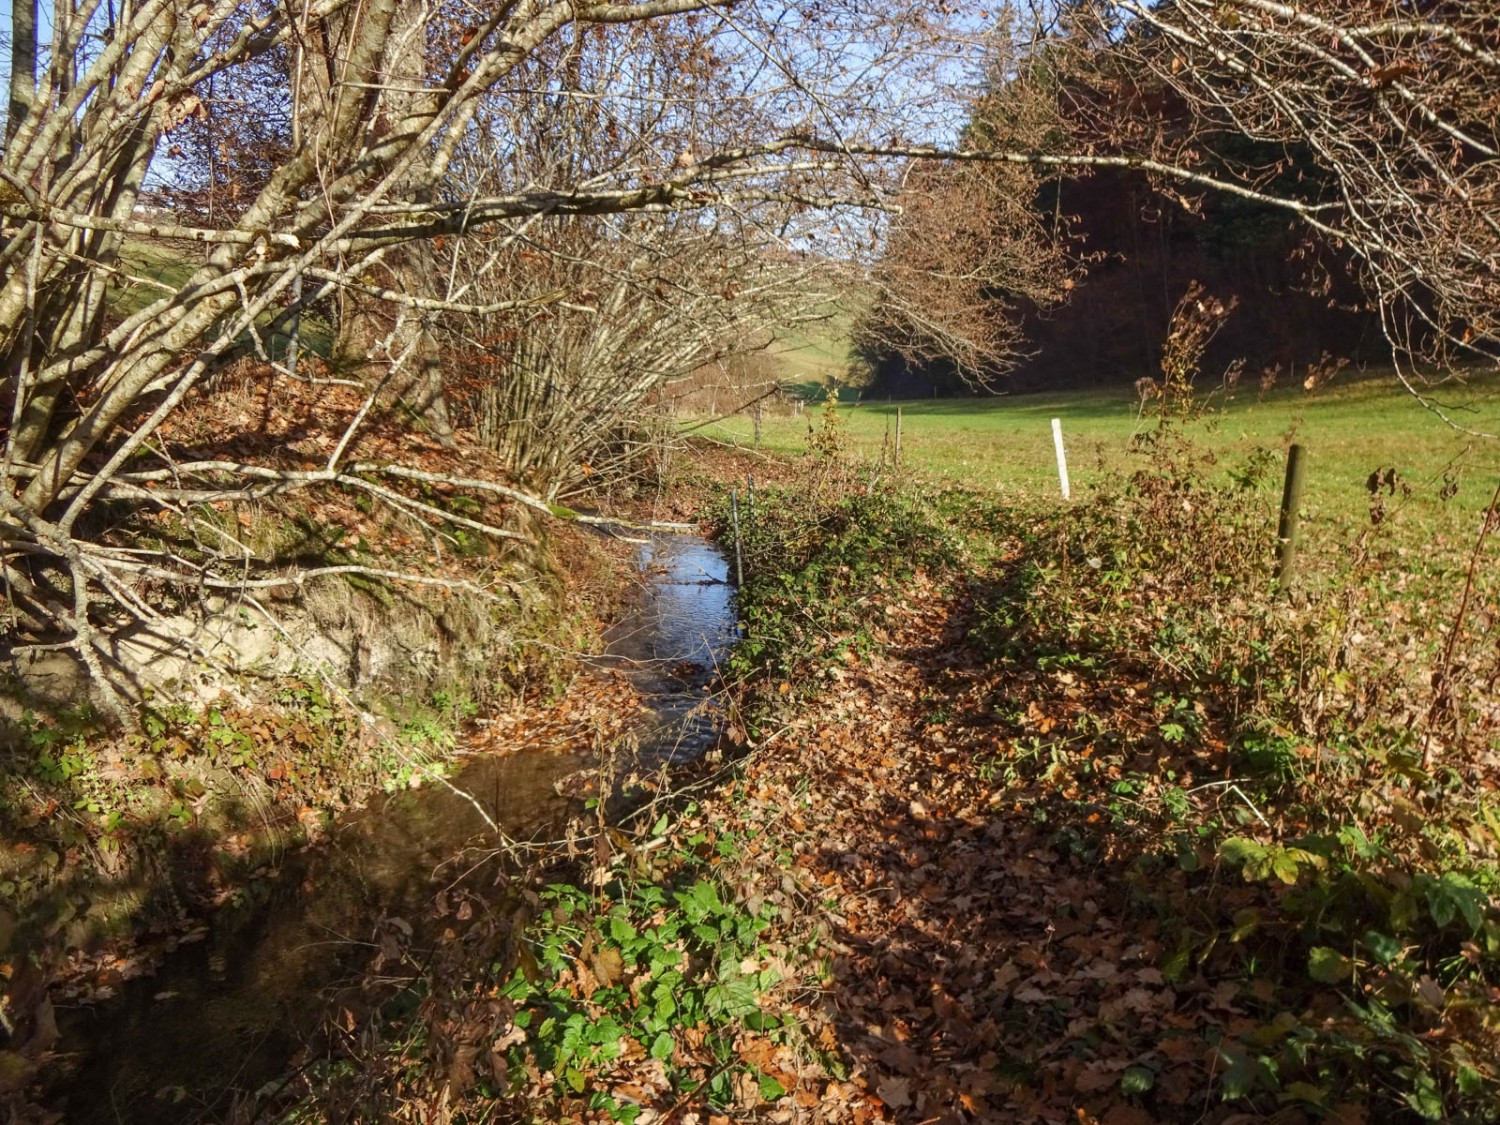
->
[283,805,830,1124]
[707,471,972,694]
[965,429,1500,1119]
[710,419,1500,1118]
[502,876,782,1114]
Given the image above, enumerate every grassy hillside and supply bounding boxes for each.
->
[110,241,202,320]
[109,239,334,358]
[766,296,864,389]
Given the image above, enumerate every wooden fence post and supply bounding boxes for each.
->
[1276,443,1306,588]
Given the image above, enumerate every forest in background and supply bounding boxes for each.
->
[862,162,1392,397]
[854,3,1497,399]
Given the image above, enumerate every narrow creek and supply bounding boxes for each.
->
[50,534,736,1123]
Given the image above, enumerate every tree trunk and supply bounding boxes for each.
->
[6,0,36,143]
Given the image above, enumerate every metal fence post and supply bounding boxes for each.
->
[730,488,744,588]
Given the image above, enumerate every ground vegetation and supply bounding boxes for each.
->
[234,392,1500,1122]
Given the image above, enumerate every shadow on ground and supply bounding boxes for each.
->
[791,586,1342,1124]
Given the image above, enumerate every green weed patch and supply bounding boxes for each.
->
[711,482,960,690]
[281,806,835,1124]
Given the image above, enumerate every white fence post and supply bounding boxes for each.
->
[1051,417,1071,501]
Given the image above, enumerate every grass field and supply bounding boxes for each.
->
[703,370,1500,576]
[766,300,862,387]
[111,239,335,357]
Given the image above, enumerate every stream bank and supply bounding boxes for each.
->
[26,534,735,1123]
[254,477,961,1125]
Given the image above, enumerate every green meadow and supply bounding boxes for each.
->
[703,370,1500,577]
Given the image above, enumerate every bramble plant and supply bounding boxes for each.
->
[960,437,1500,1117]
[715,431,1500,1118]
[491,875,786,1118]
[711,481,958,691]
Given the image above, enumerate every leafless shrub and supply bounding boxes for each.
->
[665,352,789,419]
[1302,351,1351,393]
[1156,281,1237,416]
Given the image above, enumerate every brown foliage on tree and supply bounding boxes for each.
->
[858,156,1073,385]
[1060,1,1500,401]
[862,2,1498,399]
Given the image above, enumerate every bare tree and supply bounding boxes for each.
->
[2,0,1497,711]
[1047,2,1500,411]
[0,0,997,710]
[856,19,1078,385]
[442,219,833,494]
[856,155,1073,385]
[426,23,838,494]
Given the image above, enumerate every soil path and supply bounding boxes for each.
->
[711,575,1264,1125]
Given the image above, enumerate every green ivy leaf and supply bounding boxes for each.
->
[1404,1070,1444,1120]
[1219,1047,1259,1100]
[650,1031,674,1061]
[1308,946,1354,984]
[1229,909,1262,943]
[1338,824,1379,859]
[1161,948,1191,983]
[1433,903,1458,933]
[1175,836,1201,873]
[609,915,637,944]
[1270,849,1302,885]
[1219,837,1266,880]
[1282,1081,1327,1106]
[1438,872,1486,933]
[1363,930,1404,966]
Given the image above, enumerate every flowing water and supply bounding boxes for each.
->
[593,535,737,764]
[50,535,735,1123]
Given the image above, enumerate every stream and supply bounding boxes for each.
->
[50,535,736,1124]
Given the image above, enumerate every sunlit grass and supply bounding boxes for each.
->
[701,369,1500,581]
[109,239,335,358]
